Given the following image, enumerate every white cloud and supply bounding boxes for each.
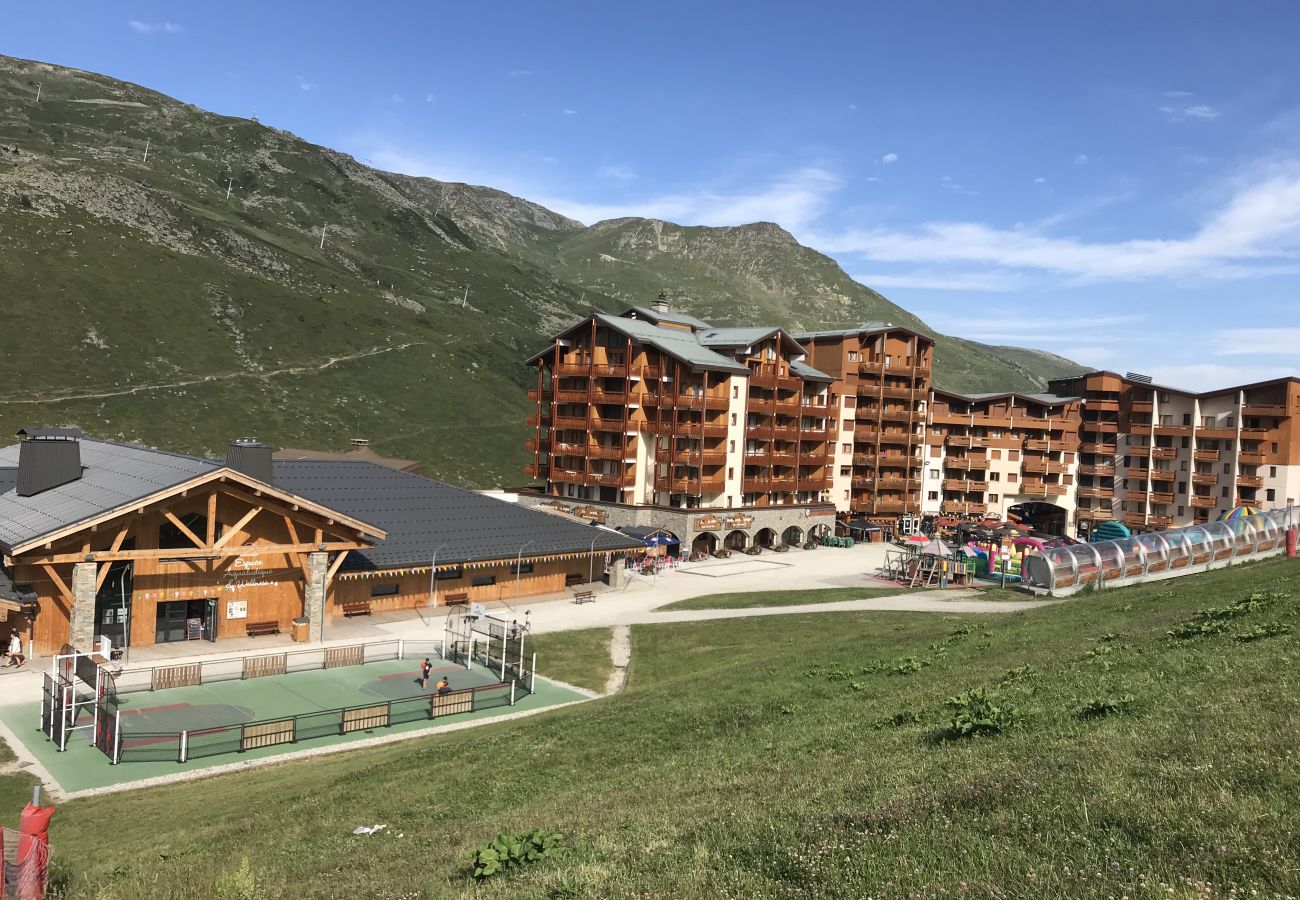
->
[128,20,182,35]
[391,93,405,104]
[809,163,1300,283]
[1215,328,1300,356]
[864,176,883,183]
[1162,103,1220,121]
[294,75,317,92]
[1164,90,1195,98]
[1073,153,1091,166]
[597,164,637,182]
[508,69,534,77]
[562,108,578,115]
[1146,363,1298,392]
[854,270,1023,292]
[539,166,843,230]
[939,175,979,197]
[881,153,898,164]
[425,93,437,103]
[847,103,859,111]
[1033,177,1046,184]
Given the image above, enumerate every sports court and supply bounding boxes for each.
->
[0,632,588,793]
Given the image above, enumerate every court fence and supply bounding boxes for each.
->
[88,637,538,765]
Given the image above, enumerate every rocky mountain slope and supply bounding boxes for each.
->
[0,55,1083,485]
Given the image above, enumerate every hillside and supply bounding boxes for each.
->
[0,55,1084,486]
[13,556,1298,897]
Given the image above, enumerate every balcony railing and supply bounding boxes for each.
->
[942,479,988,492]
[1190,495,1217,508]
[1128,400,1153,414]
[941,501,988,515]
[1087,398,1121,412]
[1079,443,1118,456]
[1242,403,1286,417]
[1237,475,1263,488]
[1191,472,1218,486]
[1150,447,1178,460]
[1152,424,1191,436]
[1149,469,1176,482]
[523,463,547,479]
[524,438,550,453]
[1193,449,1221,462]
[1076,486,1114,499]
[1077,464,1116,477]
[851,452,877,466]
[1237,451,1265,465]
[655,476,725,494]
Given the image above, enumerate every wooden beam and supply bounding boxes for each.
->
[41,564,74,607]
[283,517,309,582]
[94,527,131,591]
[21,540,369,565]
[206,492,218,546]
[326,550,350,585]
[220,483,370,540]
[163,510,206,550]
[214,506,262,549]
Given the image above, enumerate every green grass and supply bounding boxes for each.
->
[33,556,1300,898]
[656,585,927,611]
[521,628,613,694]
[0,732,15,764]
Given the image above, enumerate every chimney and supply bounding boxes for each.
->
[226,438,273,485]
[16,428,83,497]
[652,291,671,315]
[350,438,371,450]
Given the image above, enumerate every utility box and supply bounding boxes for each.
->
[291,616,310,642]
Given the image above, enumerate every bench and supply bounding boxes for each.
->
[573,590,596,605]
[565,572,586,587]
[245,620,280,637]
[341,599,372,618]
[443,592,469,606]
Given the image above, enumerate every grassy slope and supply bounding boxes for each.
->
[655,585,926,611]
[1,55,1082,490]
[521,628,613,694]
[40,556,1300,899]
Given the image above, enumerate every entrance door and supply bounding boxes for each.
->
[155,599,217,643]
[94,561,133,650]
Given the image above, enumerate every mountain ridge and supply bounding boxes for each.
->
[0,53,1084,485]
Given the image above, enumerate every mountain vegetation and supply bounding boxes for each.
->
[0,55,1083,485]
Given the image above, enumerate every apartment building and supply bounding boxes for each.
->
[790,324,934,517]
[921,390,1083,532]
[1048,371,1300,532]
[522,302,839,554]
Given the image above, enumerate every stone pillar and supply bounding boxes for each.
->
[71,562,98,650]
[304,551,329,642]
[606,553,625,588]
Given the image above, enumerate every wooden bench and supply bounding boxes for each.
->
[565,572,586,587]
[443,592,469,606]
[573,590,595,605]
[245,620,280,637]
[341,599,372,618]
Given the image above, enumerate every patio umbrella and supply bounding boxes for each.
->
[1217,506,1263,522]
[905,534,930,545]
[921,539,954,557]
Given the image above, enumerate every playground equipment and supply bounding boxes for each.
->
[1024,507,1296,596]
[443,605,535,692]
[40,646,116,754]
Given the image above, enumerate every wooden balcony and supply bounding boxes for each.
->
[878,431,917,445]
[946,435,984,448]
[1193,449,1220,462]
[1237,474,1263,488]
[526,388,551,403]
[879,386,918,400]
[1149,469,1176,482]
[749,369,801,391]
[798,476,833,491]
[877,455,922,469]
[1020,482,1068,496]
[1242,403,1286,417]
[942,501,988,515]
[1087,398,1121,412]
[1123,511,1148,527]
[944,456,972,471]
[749,398,776,415]
[880,406,915,422]
[1079,443,1118,456]
[523,463,547,479]
[852,452,877,466]
[874,499,916,513]
[1022,459,1068,474]
[1076,486,1114,499]
[1128,400,1153,414]
[552,415,589,430]
[554,362,630,377]
[1149,491,1174,504]
[1237,451,1265,465]
[1240,427,1272,438]
[656,475,725,494]
[1192,472,1218,486]
[1149,515,1174,529]
[878,477,923,490]
[1190,495,1217,508]
[1151,447,1178,460]
[1077,464,1116,477]
[524,438,550,453]
[942,478,988,492]
[1152,424,1191,437]
[1075,507,1112,521]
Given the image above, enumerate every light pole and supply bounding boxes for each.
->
[588,534,598,586]
[514,540,536,613]
[426,543,450,627]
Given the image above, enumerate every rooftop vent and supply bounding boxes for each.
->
[16,427,83,497]
[226,438,273,485]
[1126,372,1154,384]
[651,291,671,314]
[350,438,371,450]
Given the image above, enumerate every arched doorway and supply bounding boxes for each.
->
[809,523,831,541]
[781,525,803,547]
[755,527,777,549]
[725,530,749,551]
[1009,502,1067,536]
[692,532,718,556]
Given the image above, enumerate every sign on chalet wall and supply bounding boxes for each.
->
[722,514,753,528]
[694,515,722,530]
[542,501,608,524]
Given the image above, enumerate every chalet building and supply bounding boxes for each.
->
[920,391,1083,532]
[0,430,639,658]
[522,300,841,555]
[791,324,935,517]
[1046,371,1300,532]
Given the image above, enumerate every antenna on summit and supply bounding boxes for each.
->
[142,138,150,164]
[34,84,42,103]
[319,225,328,250]
[225,178,234,200]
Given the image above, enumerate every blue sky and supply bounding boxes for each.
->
[7,1,1300,389]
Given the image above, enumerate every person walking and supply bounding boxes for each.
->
[523,609,533,635]
[4,633,24,668]
[419,657,433,689]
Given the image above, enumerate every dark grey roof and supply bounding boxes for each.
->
[0,438,221,552]
[17,427,84,439]
[789,322,897,341]
[940,390,1079,405]
[272,461,643,571]
[621,306,713,330]
[0,565,36,603]
[789,359,835,383]
[617,525,675,540]
[696,326,781,347]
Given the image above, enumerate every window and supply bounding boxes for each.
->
[1159,414,1172,425]
[730,413,737,425]
[1272,442,1279,453]
[930,469,940,479]
[1201,416,1212,427]
[1160,393,1170,403]
[733,385,739,398]
[927,491,938,501]
[158,512,207,550]
[729,439,735,452]
[1270,466,1278,477]
[1266,488,1276,501]
[989,472,1001,482]
[1178,482,1186,494]
[471,575,497,587]
[1221,486,1230,498]
[843,490,850,500]
[371,584,400,597]
[989,493,999,503]
[510,562,534,575]
[844,396,856,408]
[1007,473,1018,483]
[842,442,852,453]
[1184,413,1193,426]
[1009,450,1020,461]
[843,420,854,432]
[840,466,851,476]
[1181,437,1190,448]
[848,350,859,361]
[728,467,734,479]
[1181,460,1188,470]
[435,566,463,581]
[1178,506,1185,516]
[1223,463,1230,474]
[991,449,1002,460]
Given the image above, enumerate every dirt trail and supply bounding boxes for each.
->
[0,342,422,405]
[604,624,631,695]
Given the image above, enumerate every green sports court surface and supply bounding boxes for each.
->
[0,657,588,793]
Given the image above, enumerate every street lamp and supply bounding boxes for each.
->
[426,542,450,627]
[588,534,598,587]
[513,540,536,613]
